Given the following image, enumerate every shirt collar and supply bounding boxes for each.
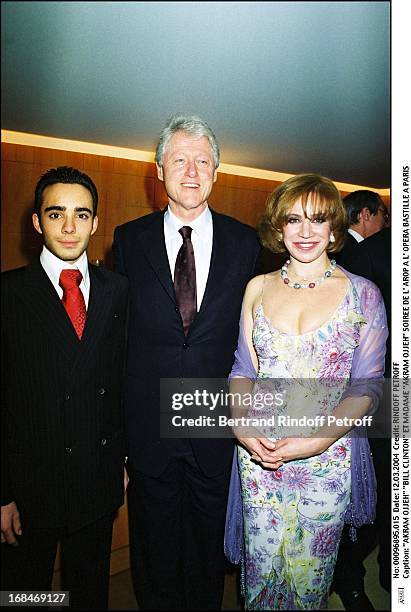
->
[165,205,212,238]
[40,246,90,287]
[348,228,364,243]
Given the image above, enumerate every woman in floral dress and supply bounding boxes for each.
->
[227,174,387,609]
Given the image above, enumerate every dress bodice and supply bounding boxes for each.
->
[252,282,367,380]
[248,283,368,438]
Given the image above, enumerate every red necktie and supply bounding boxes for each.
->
[59,269,86,339]
[174,226,197,335]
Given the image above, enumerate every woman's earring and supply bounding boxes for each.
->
[330,232,335,243]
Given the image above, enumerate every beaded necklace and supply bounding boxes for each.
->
[280,259,337,289]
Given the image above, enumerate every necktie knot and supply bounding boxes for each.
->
[179,226,193,241]
[59,269,83,291]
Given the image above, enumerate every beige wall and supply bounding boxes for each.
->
[1,142,288,272]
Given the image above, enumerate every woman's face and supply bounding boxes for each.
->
[282,196,332,263]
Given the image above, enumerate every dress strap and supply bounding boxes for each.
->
[259,274,267,308]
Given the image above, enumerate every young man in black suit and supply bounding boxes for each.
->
[113,115,261,610]
[1,166,128,610]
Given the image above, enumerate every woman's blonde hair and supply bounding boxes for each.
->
[258,173,347,253]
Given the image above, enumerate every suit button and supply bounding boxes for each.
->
[101,438,107,446]
[65,394,70,401]
[174,306,179,312]
[65,447,72,454]
[98,388,106,395]
[183,343,189,349]
[114,313,119,319]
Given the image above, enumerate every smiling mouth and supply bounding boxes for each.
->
[293,242,319,249]
[181,183,200,188]
[59,241,79,247]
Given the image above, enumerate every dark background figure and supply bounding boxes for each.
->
[335,189,388,267]
[333,203,391,610]
[339,227,390,372]
[113,115,260,610]
[1,166,128,610]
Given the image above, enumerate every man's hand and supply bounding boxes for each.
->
[1,501,22,545]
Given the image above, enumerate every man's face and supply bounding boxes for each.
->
[156,131,217,219]
[364,205,388,237]
[32,183,98,263]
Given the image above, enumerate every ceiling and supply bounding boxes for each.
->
[1,1,390,188]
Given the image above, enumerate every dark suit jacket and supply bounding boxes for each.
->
[334,232,359,267]
[1,261,128,533]
[113,209,261,478]
[338,228,390,315]
[335,228,391,373]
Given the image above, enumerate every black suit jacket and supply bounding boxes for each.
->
[113,209,261,478]
[334,232,359,267]
[337,228,390,314]
[1,261,128,532]
[335,228,391,373]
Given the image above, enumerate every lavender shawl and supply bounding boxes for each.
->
[224,269,388,564]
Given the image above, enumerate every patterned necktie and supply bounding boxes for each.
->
[59,269,86,339]
[174,226,197,335]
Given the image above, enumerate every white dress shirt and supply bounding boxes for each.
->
[164,206,213,308]
[39,246,91,309]
[348,228,364,243]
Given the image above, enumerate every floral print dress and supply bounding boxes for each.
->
[238,282,367,610]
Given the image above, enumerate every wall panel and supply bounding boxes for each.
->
[1,143,283,271]
[1,142,390,272]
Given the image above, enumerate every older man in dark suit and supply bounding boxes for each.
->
[113,115,260,610]
[336,189,388,266]
[333,224,391,610]
[1,166,128,610]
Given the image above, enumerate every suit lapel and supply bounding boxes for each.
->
[82,264,112,345]
[22,261,80,360]
[20,262,114,376]
[68,264,114,378]
[136,209,235,331]
[197,210,232,316]
[139,211,176,303]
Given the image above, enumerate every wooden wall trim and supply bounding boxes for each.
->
[2,129,390,196]
[0,141,391,273]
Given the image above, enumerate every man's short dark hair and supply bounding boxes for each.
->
[343,190,386,225]
[34,166,98,216]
